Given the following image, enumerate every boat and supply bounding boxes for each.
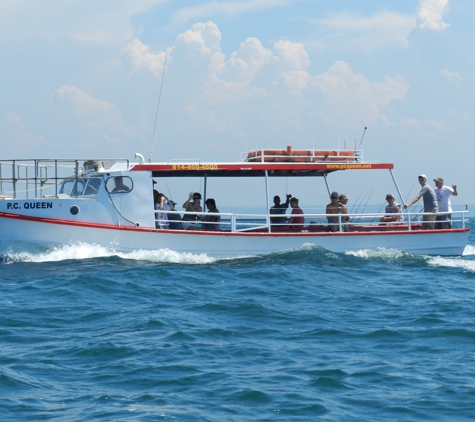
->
[0,148,469,257]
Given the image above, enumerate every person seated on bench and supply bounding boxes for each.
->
[287,197,304,229]
[202,198,221,230]
[380,193,403,224]
[326,192,343,232]
[182,192,202,230]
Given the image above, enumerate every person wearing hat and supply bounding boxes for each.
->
[326,191,343,232]
[166,198,181,230]
[380,193,403,223]
[404,174,438,230]
[434,177,458,229]
[338,194,350,228]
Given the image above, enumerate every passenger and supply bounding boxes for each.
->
[404,174,438,230]
[202,198,221,230]
[167,199,181,230]
[338,193,350,230]
[156,192,170,229]
[434,177,458,229]
[287,197,304,229]
[111,176,130,193]
[326,191,343,232]
[181,192,202,230]
[379,193,404,223]
[270,194,292,228]
[153,190,160,228]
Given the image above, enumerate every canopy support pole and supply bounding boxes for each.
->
[389,168,410,230]
[265,170,270,232]
[203,173,208,206]
[323,173,331,197]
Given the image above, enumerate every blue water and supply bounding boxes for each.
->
[2,224,475,421]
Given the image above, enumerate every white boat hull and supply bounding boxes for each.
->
[0,215,469,257]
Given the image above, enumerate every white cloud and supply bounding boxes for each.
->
[400,118,419,127]
[441,68,462,82]
[54,86,114,116]
[169,0,291,25]
[311,11,416,49]
[126,23,409,135]
[0,0,167,44]
[3,112,45,154]
[274,40,310,71]
[417,0,450,31]
[53,85,128,137]
[125,39,172,75]
[447,110,471,121]
[310,61,408,126]
[5,111,23,128]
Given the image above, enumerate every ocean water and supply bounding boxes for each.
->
[1,223,475,421]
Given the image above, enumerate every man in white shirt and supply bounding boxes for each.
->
[434,177,458,229]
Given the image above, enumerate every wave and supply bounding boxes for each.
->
[345,247,428,267]
[346,247,409,260]
[0,241,216,265]
[428,256,475,272]
[463,244,475,256]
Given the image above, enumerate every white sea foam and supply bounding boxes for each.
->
[346,248,407,260]
[463,245,475,256]
[116,248,215,264]
[428,256,475,272]
[3,242,216,265]
[4,242,114,263]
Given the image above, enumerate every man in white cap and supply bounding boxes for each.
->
[404,174,438,230]
[434,177,458,229]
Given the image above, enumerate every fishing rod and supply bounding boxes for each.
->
[355,188,374,223]
[402,183,414,221]
[370,203,386,223]
[353,190,370,217]
[357,126,367,150]
[148,53,168,163]
[349,194,361,214]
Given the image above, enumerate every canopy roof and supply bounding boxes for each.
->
[130,162,394,178]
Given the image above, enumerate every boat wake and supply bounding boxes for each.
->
[0,242,216,265]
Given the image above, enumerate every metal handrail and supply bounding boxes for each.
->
[153,209,469,232]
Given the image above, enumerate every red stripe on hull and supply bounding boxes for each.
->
[0,212,469,237]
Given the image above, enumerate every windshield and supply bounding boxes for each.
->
[59,177,102,197]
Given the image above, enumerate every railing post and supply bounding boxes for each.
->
[231,214,236,232]
[12,161,17,199]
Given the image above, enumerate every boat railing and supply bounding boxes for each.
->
[0,158,129,199]
[154,209,468,232]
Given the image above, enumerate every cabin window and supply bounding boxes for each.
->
[59,177,102,197]
[106,176,133,194]
[83,177,103,195]
[59,179,78,196]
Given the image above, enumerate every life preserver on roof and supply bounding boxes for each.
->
[246,146,356,163]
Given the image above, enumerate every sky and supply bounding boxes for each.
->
[1,0,474,209]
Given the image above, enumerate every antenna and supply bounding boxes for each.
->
[357,127,367,150]
[148,53,168,163]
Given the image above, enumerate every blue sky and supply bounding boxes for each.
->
[1,0,473,208]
